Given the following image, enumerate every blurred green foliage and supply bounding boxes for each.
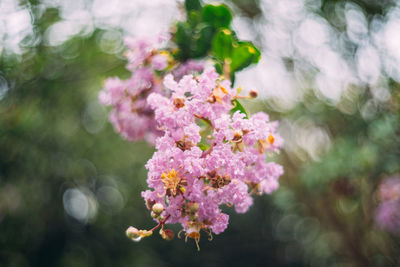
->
[174,0,259,84]
[174,3,233,60]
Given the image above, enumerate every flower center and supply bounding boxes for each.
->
[161,169,185,196]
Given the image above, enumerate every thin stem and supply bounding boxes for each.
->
[149,215,171,232]
[234,95,251,100]
[223,58,231,80]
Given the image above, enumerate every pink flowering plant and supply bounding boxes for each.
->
[375,176,400,234]
[100,0,284,250]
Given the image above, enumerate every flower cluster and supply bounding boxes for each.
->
[98,34,204,144]
[127,67,283,249]
[375,176,400,234]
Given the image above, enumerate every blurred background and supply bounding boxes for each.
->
[1,0,400,266]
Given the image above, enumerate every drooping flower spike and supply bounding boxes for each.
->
[98,0,284,250]
[127,67,283,250]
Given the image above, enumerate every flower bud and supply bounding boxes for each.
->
[188,213,199,221]
[152,203,164,215]
[126,226,140,240]
[249,90,258,98]
[151,211,158,219]
[186,202,199,213]
[160,229,174,241]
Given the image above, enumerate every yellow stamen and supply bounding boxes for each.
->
[161,169,182,196]
[268,134,275,145]
[220,85,228,94]
[211,85,229,104]
[179,186,186,194]
[159,51,169,56]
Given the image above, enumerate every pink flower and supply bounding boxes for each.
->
[376,201,400,234]
[151,54,168,71]
[141,67,283,243]
[99,77,125,106]
[375,176,400,234]
[172,60,204,80]
[100,35,207,145]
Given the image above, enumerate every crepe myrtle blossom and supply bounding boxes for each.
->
[375,176,400,234]
[126,67,283,250]
[172,60,204,81]
[99,34,204,144]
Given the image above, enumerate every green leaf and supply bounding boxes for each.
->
[212,28,234,60]
[230,72,236,85]
[175,22,192,61]
[193,24,214,58]
[202,4,232,29]
[188,11,201,27]
[197,143,209,151]
[214,61,223,74]
[230,99,248,118]
[185,0,202,12]
[230,42,261,72]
